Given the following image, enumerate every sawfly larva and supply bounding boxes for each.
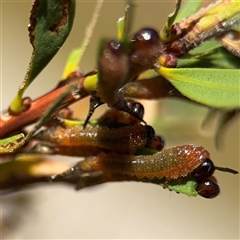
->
[52,144,238,198]
[88,145,211,180]
[36,124,155,154]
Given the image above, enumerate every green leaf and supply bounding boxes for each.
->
[153,178,198,197]
[159,0,203,43]
[157,66,240,109]
[0,133,25,154]
[117,2,133,42]
[164,179,198,197]
[28,0,75,82]
[188,39,221,55]
[159,0,181,42]
[10,0,75,113]
[62,0,103,79]
[117,16,126,41]
[178,45,240,69]
[175,0,203,23]
[62,48,82,79]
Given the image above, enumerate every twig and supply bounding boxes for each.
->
[0,76,89,138]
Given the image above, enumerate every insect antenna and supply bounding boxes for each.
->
[214,166,238,175]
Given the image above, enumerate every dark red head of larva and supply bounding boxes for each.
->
[127,100,145,119]
[131,28,160,48]
[191,158,219,198]
[196,178,220,198]
[144,125,156,144]
[192,158,215,179]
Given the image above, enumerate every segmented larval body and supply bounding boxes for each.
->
[36,124,155,154]
[98,145,210,180]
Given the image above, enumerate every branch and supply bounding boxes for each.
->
[0,76,89,138]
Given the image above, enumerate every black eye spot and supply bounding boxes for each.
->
[196,178,220,199]
[192,158,215,179]
[127,100,144,118]
[144,125,155,143]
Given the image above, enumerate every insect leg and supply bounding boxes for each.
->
[83,92,104,128]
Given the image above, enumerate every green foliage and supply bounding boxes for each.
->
[0,133,25,154]
[62,48,82,79]
[178,44,240,69]
[160,179,198,197]
[1,0,239,196]
[117,3,132,41]
[10,0,75,113]
[158,66,240,109]
[62,0,103,79]
[159,0,181,42]
[174,0,203,23]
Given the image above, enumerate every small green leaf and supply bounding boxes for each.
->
[117,16,126,41]
[159,0,181,42]
[0,133,25,154]
[62,0,103,79]
[159,0,203,43]
[62,48,82,79]
[153,178,198,197]
[174,0,203,23]
[117,3,133,41]
[164,179,198,197]
[178,45,240,69]
[157,66,240,109]
[10,0,75,113]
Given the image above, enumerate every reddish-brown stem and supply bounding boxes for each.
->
[0,77,89,138]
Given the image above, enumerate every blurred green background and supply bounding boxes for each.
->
[1,1,239,239]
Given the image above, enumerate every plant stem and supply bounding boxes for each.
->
[0,76,89,138]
